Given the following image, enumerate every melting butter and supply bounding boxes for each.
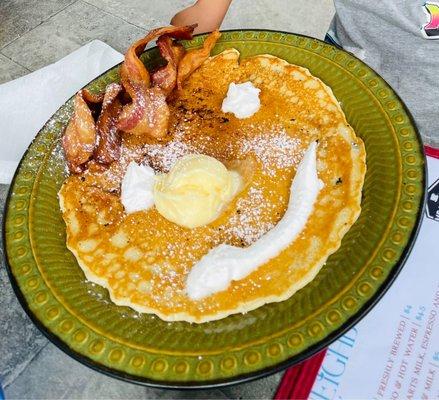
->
[154,154,242,229]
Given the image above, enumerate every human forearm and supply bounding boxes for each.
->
[171,0,232,33]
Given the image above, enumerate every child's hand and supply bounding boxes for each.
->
[171,0,232,34]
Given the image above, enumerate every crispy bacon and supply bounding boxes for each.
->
[94,83,123,165]
[63,25,223,175]
[62,90,100,173]
[151,36,186,96]
[117,25,195,138]
[81,90,104,104]
[177,30,221,90]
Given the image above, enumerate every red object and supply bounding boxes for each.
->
[425,145,439,159]
[274,350,327,400]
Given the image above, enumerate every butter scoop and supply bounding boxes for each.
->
[154,154,242,228]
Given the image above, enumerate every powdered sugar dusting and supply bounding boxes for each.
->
[144,139,197,173]
[224,186,276,246]
[240,128,301,176]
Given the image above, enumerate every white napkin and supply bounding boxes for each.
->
[0,40,124,184]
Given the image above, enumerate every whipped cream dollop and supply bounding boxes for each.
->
[120,161,155,214]
[186,142,323,300]
[221,81,261,119]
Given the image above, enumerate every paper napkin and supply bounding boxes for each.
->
[0,40,123,184]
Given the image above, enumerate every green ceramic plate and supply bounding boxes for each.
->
[4,30,426,388]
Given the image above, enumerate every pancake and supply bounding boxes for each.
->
[59,49,366,323]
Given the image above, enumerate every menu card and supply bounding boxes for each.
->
[310,155,439,400]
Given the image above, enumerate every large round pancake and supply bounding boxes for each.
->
[59,49,366,323]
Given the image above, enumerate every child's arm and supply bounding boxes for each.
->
[171,0,233,33]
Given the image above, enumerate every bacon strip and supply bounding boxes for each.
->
[62,90,100,173]
[117,25,195,138]
[81,90,104,104]
[94,83,123,165]
[151,36,186,96]
[63,25,222,175]
[177,30,221,90]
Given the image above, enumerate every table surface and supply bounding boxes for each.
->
[0,1,334,398]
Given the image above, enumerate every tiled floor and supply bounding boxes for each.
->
[0,0,334,83]
[0,1,334,398]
